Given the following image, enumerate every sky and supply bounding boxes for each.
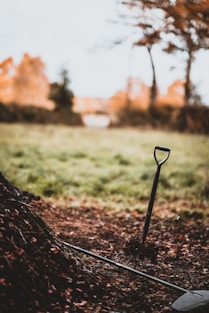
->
[0,0,209,103]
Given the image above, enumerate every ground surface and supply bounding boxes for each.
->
[1,173,209,313]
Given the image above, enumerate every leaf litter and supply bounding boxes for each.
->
[0,173,208,312]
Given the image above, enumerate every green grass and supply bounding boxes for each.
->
[0,123,209,213]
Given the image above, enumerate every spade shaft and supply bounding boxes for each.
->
[142,146,170,244]
[63,241,186,293]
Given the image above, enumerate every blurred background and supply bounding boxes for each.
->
[0,0,209,132]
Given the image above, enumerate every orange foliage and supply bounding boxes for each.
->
[157,80,184,108]
[73,78,185,115]
[0,57,15,103]
[127,78,150,110]
[0,54,54,110]
[109,78,185,111]
[109,78,150,112]
[108,90,128,112]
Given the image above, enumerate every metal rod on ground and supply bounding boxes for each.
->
[63,241,186,292]
[63,240,209,312]
[142,146,170,244]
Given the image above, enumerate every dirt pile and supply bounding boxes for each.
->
[0,173,111,313]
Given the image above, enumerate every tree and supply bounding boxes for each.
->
[164,0,209,105]
[121,0,209,106]
[49,68,74,111]
[134,23,161,109]
[121,1,169,109]
[140,0,209,105]
[13,53,53,108]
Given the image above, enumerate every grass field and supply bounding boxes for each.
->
[0,123,209,214]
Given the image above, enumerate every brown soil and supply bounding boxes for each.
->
[0,173,209,313]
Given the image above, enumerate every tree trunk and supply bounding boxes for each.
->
[147,47,157,109]
[125,77,132,109]
[184,49,193,106]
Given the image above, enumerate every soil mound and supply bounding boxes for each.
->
[0,173,107,312]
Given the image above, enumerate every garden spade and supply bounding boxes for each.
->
[142,146,170,244]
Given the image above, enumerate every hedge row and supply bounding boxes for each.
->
[0,103,209,134]
[0,103,82,126]
[118,105,209,134]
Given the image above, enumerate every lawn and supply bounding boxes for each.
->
[0,123,209,215]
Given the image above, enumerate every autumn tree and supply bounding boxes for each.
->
[136,0,209,105]
[134,22,161,109]
[162,0,209,105]
[121,0,209,107]
[120,1,169,109]
[13,53,51,107]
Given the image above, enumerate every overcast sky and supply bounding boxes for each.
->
[0,0,209,103]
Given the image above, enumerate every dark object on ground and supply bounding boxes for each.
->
[63,241,209,312]
[142,146,170,244]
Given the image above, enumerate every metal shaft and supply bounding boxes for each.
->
[142,146,170,244]
[142,164,161,243]
[63,241,187,293]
